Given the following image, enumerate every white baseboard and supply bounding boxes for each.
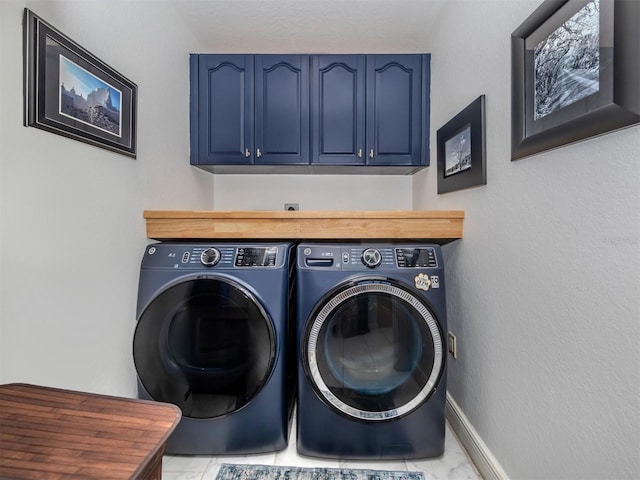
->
[446,393,509,480]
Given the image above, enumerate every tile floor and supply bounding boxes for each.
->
[161,415,482,480]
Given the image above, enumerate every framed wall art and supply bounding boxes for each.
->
[437,95,486,194]
[511,0,639,160]
[23,9,137,158]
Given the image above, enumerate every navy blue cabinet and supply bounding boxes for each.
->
[311,54,429,168]
[190,54,309,168]
[367,55,428,167]
[191,55,253,166]
[191,54,430,174]
[311,55,366,165]
[255,55,309,165]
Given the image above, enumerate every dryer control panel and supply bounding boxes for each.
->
[299,244,440,271]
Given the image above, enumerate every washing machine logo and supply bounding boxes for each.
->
[414,273,432,291]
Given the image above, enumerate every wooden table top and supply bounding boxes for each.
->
[0,383,181,480]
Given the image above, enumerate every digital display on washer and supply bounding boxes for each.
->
[235,247,278,267]
[396,248,437,268]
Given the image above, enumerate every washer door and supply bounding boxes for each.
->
[303,278,444,421]
[134,276,275,419]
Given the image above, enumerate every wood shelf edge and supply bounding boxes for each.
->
[144,210,464,243]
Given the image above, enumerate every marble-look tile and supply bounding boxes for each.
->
[163,454,213,472]
[406,456,481,480]
[406,428,481,480]
[201,462,221,480]
[209,452,278,466]
[163,419,480,480]
[161,471,204,480]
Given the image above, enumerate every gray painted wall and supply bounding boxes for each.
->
[0,0,214,395]
[413,1,640,479]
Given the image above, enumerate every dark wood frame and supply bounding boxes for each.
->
[23,9,137,157]
[511,0,639,160]
[437,95,486,194]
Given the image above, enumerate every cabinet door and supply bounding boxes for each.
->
[366,55,424,166]
[311,55,366,165]
[191,55,254,165]
[254,55,309,165]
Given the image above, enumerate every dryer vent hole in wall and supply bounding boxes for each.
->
[448,332,457,359]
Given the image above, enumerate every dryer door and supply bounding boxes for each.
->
[302,278,444,421]
[134,276,275,419]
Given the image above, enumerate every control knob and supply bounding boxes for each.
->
[361,248,382,268]
[200,247,221,266]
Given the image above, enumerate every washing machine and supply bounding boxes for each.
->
[133,242,295,455]
[296,243,447,460]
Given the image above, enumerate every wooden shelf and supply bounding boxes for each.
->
[144,210,464,243]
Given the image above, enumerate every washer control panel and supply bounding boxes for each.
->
[299,244,439,270]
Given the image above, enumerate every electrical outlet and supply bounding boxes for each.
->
[448,332,457,359]
[284,203,299,211]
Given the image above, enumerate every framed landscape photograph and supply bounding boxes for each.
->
[23,9,137,157]
[437,95,486,194]
[511,0,639,160]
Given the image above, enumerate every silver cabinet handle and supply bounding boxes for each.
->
[245,148,251,157]
[369,149,374,159]
[256,148,262,158]
[357,149,363,158]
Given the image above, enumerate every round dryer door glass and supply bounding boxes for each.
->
[134,277,275,419]
[304,279,444,421]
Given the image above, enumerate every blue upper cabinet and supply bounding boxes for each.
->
[255,55,309,165]
[366,55,427,167]
[191,54,254,165]
[311,54,429,168]
[311,55,366,165]
[190,54,309,167]
[191,53,430,173]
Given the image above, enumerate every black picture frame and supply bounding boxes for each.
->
[23,9,137,158]
[511,0,639,161]
[437,95,486,194]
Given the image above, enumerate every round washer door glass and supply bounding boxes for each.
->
[134,277,275,419]
[304,279,444,421]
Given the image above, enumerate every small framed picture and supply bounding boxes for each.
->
[437,95,486,194]
[511,0,639,160]
[23,9,137,157]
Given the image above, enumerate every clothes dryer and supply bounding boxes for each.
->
[296,243,447,459]
[134,242,295,454]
